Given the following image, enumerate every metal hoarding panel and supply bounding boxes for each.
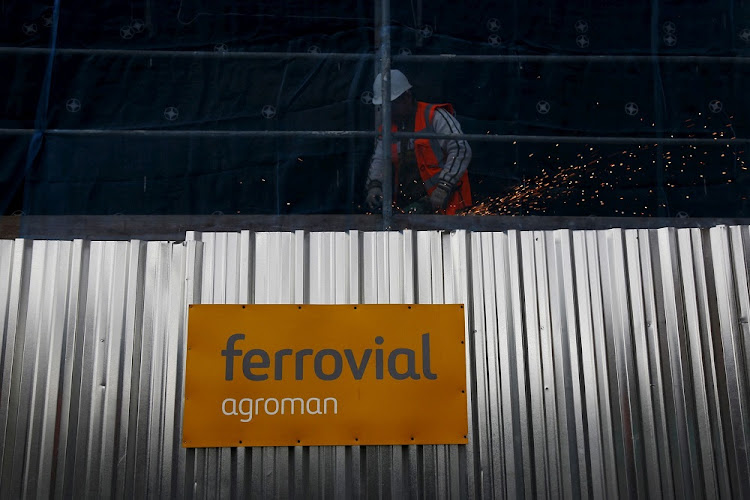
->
[1,226,750,498]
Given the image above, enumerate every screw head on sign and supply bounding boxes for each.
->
[740,28,750,43]
[261,104,277,119]
[486,18,500,33]
[214,43,228,52]
[574,19,589,34]
[576,34,590,48]
[164,106,179,121]
[22,23,38,35]
[66,98,82,113]
[708,100,723,113]
[307,45,321,54]
[419,25,433,38]
[398,47,412,56]
[663,33,677,47]
[662,21,676,34]
[488,34,502,47]
[625,102,639,116]
[536,100,550,114]
[131,19,145,33]
[120,25,134,39]
[360,91,374,105]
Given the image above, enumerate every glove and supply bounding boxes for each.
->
[403,197,432,214]
[429,181,453,211]
[366,186,383,210]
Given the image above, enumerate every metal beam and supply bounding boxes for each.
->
[391,132,748,145]
[395,54,750,64]
[2,47,748,64]
[652,0,667,216]
[0,47,374,60]
[379,0,393,229]
[0,129,377,138]
[0,128,745,145]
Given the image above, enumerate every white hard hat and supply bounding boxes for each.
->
[372,69,412,105]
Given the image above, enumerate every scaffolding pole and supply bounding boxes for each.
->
[2,47,749,64]
[379,0,393,229]
[0,128,746,145]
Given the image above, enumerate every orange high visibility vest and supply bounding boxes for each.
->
[389,102,472,214]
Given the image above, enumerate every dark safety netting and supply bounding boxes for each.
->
[2,0,749,217]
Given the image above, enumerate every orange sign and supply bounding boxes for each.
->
[183,304,468,447]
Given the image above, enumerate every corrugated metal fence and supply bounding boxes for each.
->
[1,227,749,498]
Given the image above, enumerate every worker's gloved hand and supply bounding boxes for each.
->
[366,186,383,210]
[404,197,432,214]
[430,181,453,211]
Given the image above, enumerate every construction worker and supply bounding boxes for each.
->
[365,69,472,214]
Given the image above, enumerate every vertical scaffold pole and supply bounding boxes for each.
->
[378,0,393,229]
